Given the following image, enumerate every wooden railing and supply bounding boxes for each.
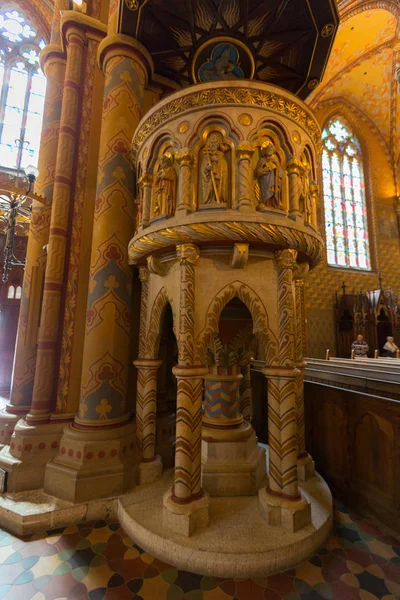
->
[304,357,400,532]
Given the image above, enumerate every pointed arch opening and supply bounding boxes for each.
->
[322,116,371,270]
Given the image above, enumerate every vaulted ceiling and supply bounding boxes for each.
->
[307,0,400,192]
[20,0,400,189]
[119,0,338,99]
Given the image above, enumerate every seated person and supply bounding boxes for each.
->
[382,336,399,358]
[351,334,369,358]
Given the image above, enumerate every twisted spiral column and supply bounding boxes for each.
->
[139,172,153,228]
[287,158,302,220]
[162,243,209,536]
[267,249,299,498]
[236,144,254,212]
[175,150,194,214]
[260,249,310,532]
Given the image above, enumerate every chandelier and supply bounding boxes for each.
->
[0,162,45,283]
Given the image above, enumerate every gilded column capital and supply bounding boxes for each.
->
[138,172,153,188]
[236,143,255,161]
[175,149,193,167]
[286,157,301,175]
[138,266,149,282]
[293,262,309,282]
[176,243,200,265]
[275,249,298,270]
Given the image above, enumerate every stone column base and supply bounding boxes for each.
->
[163,486,209,537]
[0,407,29,449]
[44,421,137,503]
[0,420,66,492]
[259,487,311,533]
[297,453,315,481]
[201,422,266,496]
[138,455,162,484]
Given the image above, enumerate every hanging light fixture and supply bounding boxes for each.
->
[0,162,45,283]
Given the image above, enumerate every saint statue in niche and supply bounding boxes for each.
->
[255,140,282,210]
[299,154,312,224]
[153,151,176,218]
[201,132,229,205]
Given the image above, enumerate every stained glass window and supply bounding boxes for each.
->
[322,118,370,270]
[0,10,46,172]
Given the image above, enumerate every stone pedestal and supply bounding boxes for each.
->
[163,486,209,537]
[44,421,137,503]
[297,453,315,481]
[0,420,65,492]
[259,486,312,533]
[138,455,163,484]
[202,367,265,496]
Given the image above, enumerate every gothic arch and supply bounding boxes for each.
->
[145,287,176,358]
[195,281,278,365]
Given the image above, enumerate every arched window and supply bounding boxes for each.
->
[0,9,46,171]
[322,118,370,270]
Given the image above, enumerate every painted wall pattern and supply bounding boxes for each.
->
[78,53,145,424]
[56,36,100,414]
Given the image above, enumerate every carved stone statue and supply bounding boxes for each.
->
[299,156,312,224]
[255,141,282,210]
[201,132,229,205]
[153,151,176,217]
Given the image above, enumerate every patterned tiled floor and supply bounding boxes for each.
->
[0,503,399,599]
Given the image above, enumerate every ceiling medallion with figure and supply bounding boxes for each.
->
[192,37,255,84]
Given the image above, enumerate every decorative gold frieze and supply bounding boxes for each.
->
[133,86,321,153]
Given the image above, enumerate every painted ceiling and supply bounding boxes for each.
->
[307,4,400,190]
[19,0,400,187]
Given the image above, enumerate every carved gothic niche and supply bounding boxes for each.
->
[252,128,287,213]
[299,145,318,227]
[150,141,178,221]
[195,126,234,210]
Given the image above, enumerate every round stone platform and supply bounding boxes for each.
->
[118,470,332,578]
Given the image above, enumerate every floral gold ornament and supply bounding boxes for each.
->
[307,79,319,90]
[133,85,321,153]
[125,0,140,9]
[292,130,301,144]
[239,113,253,126]
[178,121,190,134]
[321,24,334,37]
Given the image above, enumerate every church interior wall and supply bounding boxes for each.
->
[305,100,400,357]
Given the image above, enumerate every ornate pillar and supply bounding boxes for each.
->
[294,264,315,481]
[134,264,163,483]
[236,143,255,212]
[44,33,153,502]
[163,244,209,536]
[202,364,265,496]
[139,172,153,228]
[259,249,311,532]
[27,25,87,423]
[175,149,194,214]
[287,158,302,220]
[134,359,162,482]
[1,3,68,445]
[310,181,319,229]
